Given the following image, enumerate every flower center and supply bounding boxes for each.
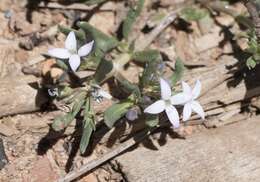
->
[69,49,77,55]
[165,99,171,106]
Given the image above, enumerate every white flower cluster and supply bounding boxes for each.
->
[48,32,204,128]
[144,78,205,128]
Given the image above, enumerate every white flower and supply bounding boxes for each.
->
[48,88,58,97]
[48,31,94,71]
[144,78,185,128]
[91,85,112,103]
[181,80,205,121]
[97,89,112,100]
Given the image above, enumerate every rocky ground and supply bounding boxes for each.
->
[0,0,259,182]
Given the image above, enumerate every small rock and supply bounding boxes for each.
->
[198,14,214,34]
[9,12,40,36]
[50,67,64,80]
[19,33,42,50]
[15,50,29,63]
[17,118,47,130]
[29,156,58,182]
[215,15,234,27]
[194,28,223,52]
[0,123,18,136]
[89,11,115,35]
[80,173,98,182]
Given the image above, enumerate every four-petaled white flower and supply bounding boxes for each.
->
[144,78,186,128]
[48,31,94,71]
[181,80,205,121]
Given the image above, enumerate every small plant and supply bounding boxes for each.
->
[45,0,205,154]
[245,30,260,69]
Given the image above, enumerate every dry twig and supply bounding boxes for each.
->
[57,129,151,182]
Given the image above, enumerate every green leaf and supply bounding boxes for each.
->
[94,58,114,84]
[147,12,167,27]
[77,21,118,57]
[140,54,164,88]
[180,7,208,21]
[115,73,141,99]
[253,52,260,61]
[52,113,74,131]
[132,50,161,63]
[169,58,185,86]
[52,92,86,131]
[145,114,159,128]
[56,59,69,71]
[79,54,102,70]
[80,119,93,154]
[122,0,145,40]
[58,25,86,42]
[235,15,254,29]
[80,97,95,154]
[57,86,73,100]
[104,100,134,128]
[71,94,86,117]
[83,0,106,5]
[247,38,258,54]
[246,56,257,69]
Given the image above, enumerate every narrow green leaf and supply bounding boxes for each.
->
[115,73,141,99]
[180,7,208,21]
[77,21,118,57]
[52,113,74,131]
[169,58,185,86]
[145,114,159,128]
[104,100,134,128]
[247,56,257,69]
[56,59,69,71]
[83,0,106,5]
[94,58,114,84]
[57,86,73,100]
[132,50,161,63]
[80,97,95,154]
[52,92,86,131]
[79,54,102,70]
[71,92,87,117]
[58,25,86,42]
[235,15,254,29]
[122,0,145,40]
[140,54,164,88]
[80,119,93,154]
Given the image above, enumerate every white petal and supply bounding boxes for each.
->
[183,103,192,121]
[192,80,201,99]
[170,93,190,105]
[48,48,71,59]
[160,78,171,100]
[78,40,94,57]
[65,31,77,52]
[165,105,180,128]
[182,81,192,95]
[69,54,81,71]
[99,89,112,99]
[191,101,205,120]
[144,100,165,114]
